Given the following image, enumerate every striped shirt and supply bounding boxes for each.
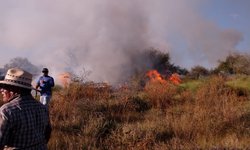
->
[0,95,51,149]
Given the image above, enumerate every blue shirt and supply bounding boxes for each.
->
[36,75,55,96]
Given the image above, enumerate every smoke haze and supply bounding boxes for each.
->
[0,0,244,83]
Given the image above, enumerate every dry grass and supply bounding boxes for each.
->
[46,76,250,149]
[144,81,177,109]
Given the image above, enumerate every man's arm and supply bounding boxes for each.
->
[49,77,55,87]
[45,123,52,143]
[35,77,41,90]
[44,110,52,143]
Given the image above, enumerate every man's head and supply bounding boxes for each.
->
[0,68,34,102]
[42,68,49,76]
[0,85,31,103]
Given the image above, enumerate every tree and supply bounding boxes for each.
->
[0,68,4,80]
[144,48,188,76]
[214,53,250,75]
[189,65,209,79]
[3,57,40,76]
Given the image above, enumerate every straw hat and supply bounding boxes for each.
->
[0,68,35,90]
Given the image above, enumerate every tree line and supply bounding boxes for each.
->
[1,49,250,81]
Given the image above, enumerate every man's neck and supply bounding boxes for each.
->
[6,94,20,103]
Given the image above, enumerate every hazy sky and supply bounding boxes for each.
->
[0,0,249,83]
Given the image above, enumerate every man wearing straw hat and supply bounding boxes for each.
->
[0,68,51,149]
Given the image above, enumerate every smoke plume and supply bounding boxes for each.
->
[0,0,243,83]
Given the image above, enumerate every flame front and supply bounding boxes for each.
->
[57,72,71,87]
[169,73,181,85]
[146,70,181,85]
[146,70,167,83]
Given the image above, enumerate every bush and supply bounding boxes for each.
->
[214,53,250,75]
[144,81,177,109]
[188,65,209,79]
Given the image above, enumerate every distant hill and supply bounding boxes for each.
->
[0,68,4,80]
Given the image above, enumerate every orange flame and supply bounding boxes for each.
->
[169,73,181,85]
[57,72,71,87]
[146,70,181,85]
[146,70,167,83]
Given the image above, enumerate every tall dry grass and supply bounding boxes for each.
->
[144,81,177,109]
[44,76,250,149]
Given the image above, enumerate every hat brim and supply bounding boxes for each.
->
[0,81,38,91]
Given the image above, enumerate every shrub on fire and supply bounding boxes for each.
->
[144,70,178,109]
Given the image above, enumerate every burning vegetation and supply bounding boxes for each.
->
[47,73,250,149]
[146,70,166,83]
[57,72,71,87]
[1,50,250,149]
[44,51,250,149]
[146,69,181,85]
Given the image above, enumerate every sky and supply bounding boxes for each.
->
[0,0,249,83]
[201,0,250,51]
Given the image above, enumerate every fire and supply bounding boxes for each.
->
[57,72,71,87]
[169,73,181,85]
[146,70,167,83]
[146,70,181,85]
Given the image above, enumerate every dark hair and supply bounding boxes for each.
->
[42,68,49,73]
[1,84,31,95]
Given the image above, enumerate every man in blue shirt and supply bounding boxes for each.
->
[36,68,55,106]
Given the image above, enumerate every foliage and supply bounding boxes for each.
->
[1,51,250,149]
[70,67,92,83]
[188,65,210,79]
[179,79,205,92]
[3,57,40,76]
[144,81,177,109]
[46,75,250,149]
[214,53,250,75]
[226,75,250,92]
[130,48,188,80]
[144,48,188,76]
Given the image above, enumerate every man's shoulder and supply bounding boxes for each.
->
[0,99,20,116]
[48,75,54,79]
[37,76,44,80]
[0,96,48,119]
[1,95,40,109]
[43,75,54,80]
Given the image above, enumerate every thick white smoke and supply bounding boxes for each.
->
[0,0,243,83]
